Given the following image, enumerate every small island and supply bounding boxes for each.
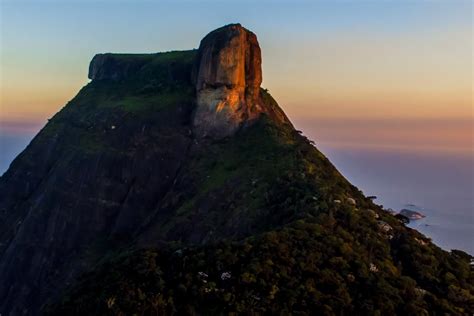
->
[400,208,426,220]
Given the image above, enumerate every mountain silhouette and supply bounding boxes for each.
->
[0,24,472,316]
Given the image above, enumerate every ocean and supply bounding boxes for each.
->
[1,130,472,254]
[319,143,473,254]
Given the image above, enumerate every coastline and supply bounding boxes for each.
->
[319,143,473,254]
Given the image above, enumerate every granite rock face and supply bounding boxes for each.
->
[192,24,265,138]
[88,53,148,81]
[0,51,197,316]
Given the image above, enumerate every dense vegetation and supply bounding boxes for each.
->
[47,213,473,315]
[47,110,474,315]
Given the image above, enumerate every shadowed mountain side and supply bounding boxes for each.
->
[0,24,472,316]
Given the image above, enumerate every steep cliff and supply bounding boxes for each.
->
[193,24,288,138]
[0,25,472,316]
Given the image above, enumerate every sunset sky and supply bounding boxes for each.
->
[0,0,472,154]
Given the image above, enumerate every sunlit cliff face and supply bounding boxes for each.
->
[193,24,263,138]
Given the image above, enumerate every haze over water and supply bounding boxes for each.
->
[293,117,473,254]
[320,144,473,254]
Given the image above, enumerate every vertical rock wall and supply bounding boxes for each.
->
[192,24,264,138]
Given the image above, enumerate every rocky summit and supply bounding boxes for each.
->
[192,24,287,138]
[193,24,265,138]
[0,24,473,316]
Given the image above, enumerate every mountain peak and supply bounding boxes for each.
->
[192,24,266,138]
[2,24,471,316]
[86,24,288,139]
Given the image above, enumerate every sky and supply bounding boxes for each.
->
[0,0,472,154]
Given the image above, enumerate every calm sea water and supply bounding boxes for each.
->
[1,132,472,254]
[319,143,473,254]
